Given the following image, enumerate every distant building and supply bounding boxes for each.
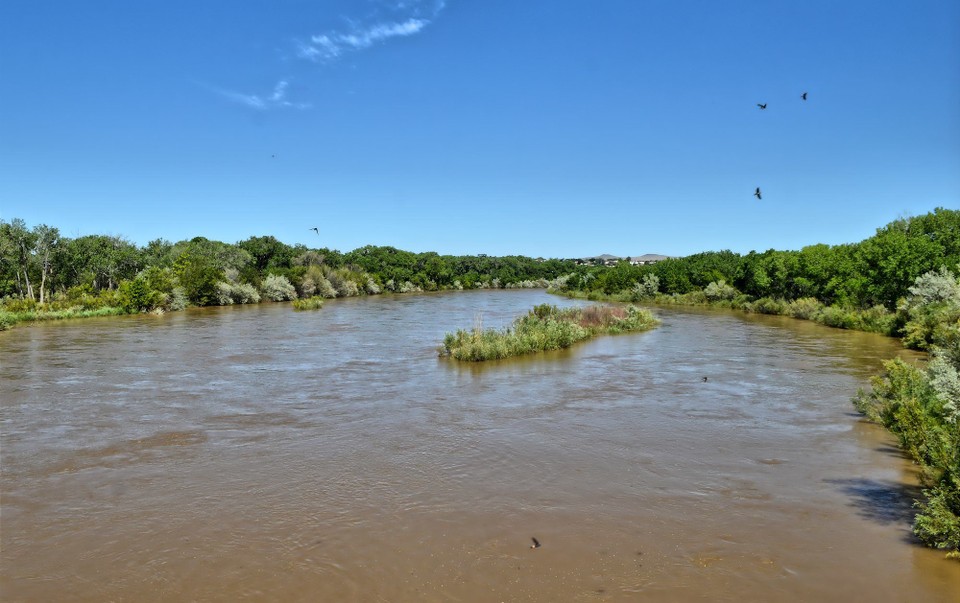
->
[577,254,626,266]
[629,254,671,265]
[576,253,672,267]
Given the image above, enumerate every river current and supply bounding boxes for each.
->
[1,289,958,601]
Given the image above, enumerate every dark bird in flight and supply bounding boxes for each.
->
[757,103,767,110]
[530,537,541,549]
[801,92,808,101]
[309,227,319,235]
[754,187,762,200]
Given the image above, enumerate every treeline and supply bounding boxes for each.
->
[557,208,960,343]
[0,219,580,328]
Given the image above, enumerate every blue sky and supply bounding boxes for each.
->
[2,0,958,258]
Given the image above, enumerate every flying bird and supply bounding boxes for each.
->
[801,92,808,101]
[309,227,319,235]
[530,537,541,549]
[754,187,762,200]
[757,103,767,110]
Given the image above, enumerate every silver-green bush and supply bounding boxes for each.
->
[262,274,297,301]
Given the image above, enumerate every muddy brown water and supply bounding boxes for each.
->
[1,290,958,602]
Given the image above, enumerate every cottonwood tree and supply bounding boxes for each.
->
[33,224,60,304]
[0,219,37,299]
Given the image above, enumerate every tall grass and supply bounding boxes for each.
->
[0,306,127,330]
[439,303,659,361]
[291,296,325,311]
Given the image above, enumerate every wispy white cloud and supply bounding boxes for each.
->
[209,2,445,109]
[297,0,445,63]
[213,80,312,111]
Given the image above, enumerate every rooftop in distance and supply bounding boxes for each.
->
[577,254,673,266]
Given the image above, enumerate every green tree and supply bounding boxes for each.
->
[60,235,142,291]
[855,225,942,309]
[173,252,223,306]
[0,218,37,299]
[118,276,163,313]
[32,224,61,304]
[237,235,296,271]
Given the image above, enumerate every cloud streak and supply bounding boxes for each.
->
[297,1,445,63]
[209,2,445,110]
[214,80,311,111]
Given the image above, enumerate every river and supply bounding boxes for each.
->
[1,289,958,601]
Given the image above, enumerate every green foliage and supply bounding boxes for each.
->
[215,281,261,305]
[167,288,188,312]
[855,272,960,557]
[292,296,325,311]
[914,479,960,552]
[117,276,164,313]
[440,304,659,361]
[785,297,823,320]
[60,234,142,291]
[628,273,660,301]
[557,209,959,317]
[237,235,298,272]
[343,245,579,291]
[171,237,252,275]
[899,266,960,350]
[704,279,738,301]
[261,274,297,302]
[174,253,224,306]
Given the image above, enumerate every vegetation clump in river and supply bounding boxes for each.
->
[439,303,658,361]
[291,296,325,311]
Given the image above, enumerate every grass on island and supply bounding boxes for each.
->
[0,306,128,330]
[439,303,659,361]
[291,296,325,311]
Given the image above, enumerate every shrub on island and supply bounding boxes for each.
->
[292,296,325,311]
[439,303,658,361]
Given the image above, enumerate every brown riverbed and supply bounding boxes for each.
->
[1,290,957,601]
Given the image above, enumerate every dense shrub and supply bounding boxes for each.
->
[899,267,960,350]
[292,296,325,311]
[216,281,261,305]
[118,276,164,313]
[855,357,960,555]
[786,297,823,320]
[261,274,297,301]
[629,274,660,301]
[748,297,787,315]
[855,268,960,557]
[215,282,235,305]
[704,280,738,301]
[175,254,223,306]
[167,287,188,312]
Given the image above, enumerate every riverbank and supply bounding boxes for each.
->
[0,305,128,330]
[553,288,899,337]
